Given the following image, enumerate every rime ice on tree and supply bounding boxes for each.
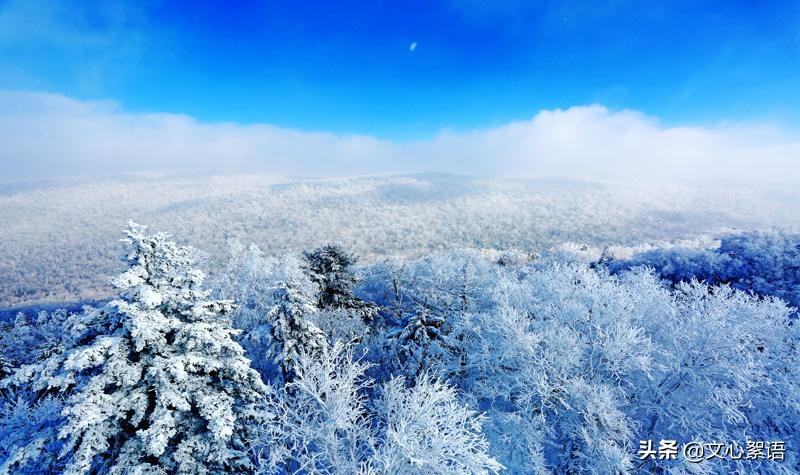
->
[10,222,267,474]
[303,244,378,323]
[267,281,328,383]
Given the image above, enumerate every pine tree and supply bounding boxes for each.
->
[18,222,267,474]
[303,244,378,324]
[387,308,448,377]
[303,244,358,307]
[0,354,11,381]
[267,281,328,383]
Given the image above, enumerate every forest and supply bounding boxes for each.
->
[0,221,797,474]
[2,0,798,472]
[2,173,798,308]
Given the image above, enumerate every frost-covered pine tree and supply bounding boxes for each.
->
[0,353,10,381]
[267,281,328,383]
[386,307,450,378]
[303,244,359,308]
[303,244,378,324]
[0,310,70,373]
[15,222,267,474]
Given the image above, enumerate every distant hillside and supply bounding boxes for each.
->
[1,172,798,307]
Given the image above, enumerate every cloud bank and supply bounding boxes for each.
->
[1,90,798,183]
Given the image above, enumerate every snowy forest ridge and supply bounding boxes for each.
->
[0,222,798,473]
[2,172,799,308]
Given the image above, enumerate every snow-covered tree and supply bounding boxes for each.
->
[303,244,360,308]
[5,217,800,474]
[0,392,64,474]
[6,222,268,474]
[459,263,648,473]
[215,241,320,379]
[449,257,800,473]
[632,277,800,473]
[386,307,450,378]
[0,310,70,372]
[252,341,375,474]
[0,354,11,382]
[0,306,119,473]
[267,281,328,383]
[303,244,378,324]
[254,342,501,475]
[610,230,800,310]
[405,250,496,316]
[374,374,503,475]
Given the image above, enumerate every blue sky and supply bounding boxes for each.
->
[0,0,798,182]
[1,0,798,139]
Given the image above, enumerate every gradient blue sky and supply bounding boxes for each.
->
[1,0,798,139]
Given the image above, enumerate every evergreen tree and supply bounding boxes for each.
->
[0,310,70,373]
[303,244,359,308]
[302,244,378,323]
[267,281,328,383]
[0,355,10,381]
[10,222,267,474]
[386,308,449,378]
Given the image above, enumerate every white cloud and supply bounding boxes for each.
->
[0,90,798,183]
